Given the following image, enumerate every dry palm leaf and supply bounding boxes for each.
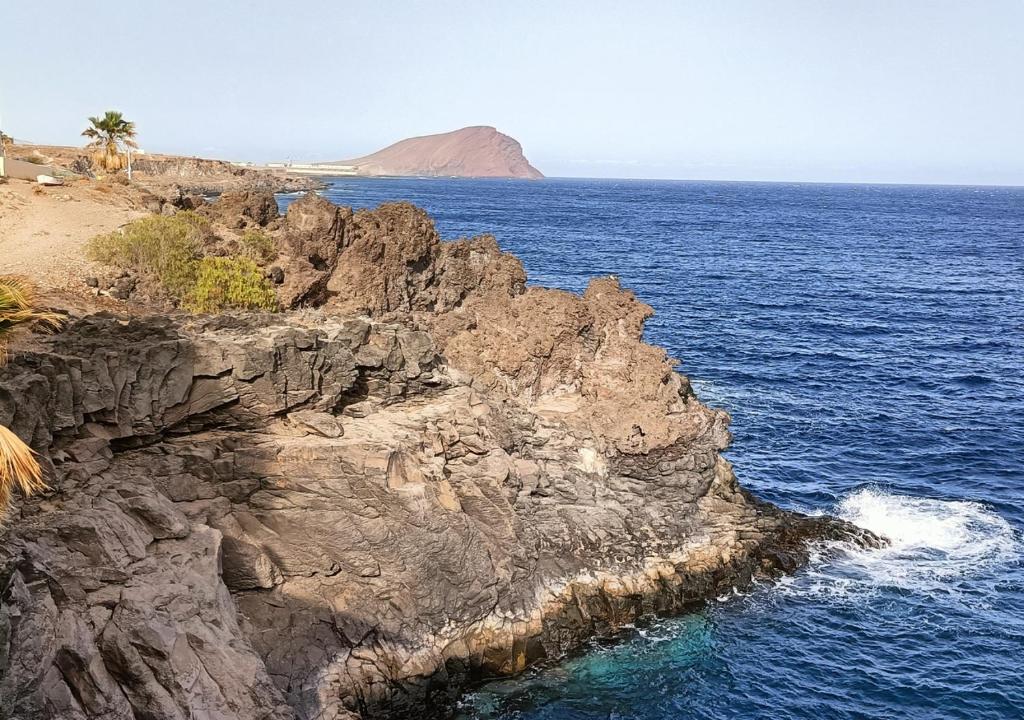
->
[0,275,64,362]
[0,424,46,517]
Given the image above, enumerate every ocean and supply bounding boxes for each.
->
[280,178,1024,719]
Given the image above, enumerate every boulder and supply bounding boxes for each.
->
[201,189,279,229]
[276,193,350,307]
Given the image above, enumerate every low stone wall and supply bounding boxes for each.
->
[0,156,56,180]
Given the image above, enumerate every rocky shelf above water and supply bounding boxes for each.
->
[0,192,878,720]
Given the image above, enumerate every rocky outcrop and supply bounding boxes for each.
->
[132,156,320,196]
[274,195,525,318]
[0,194,879,720]
[0,314,435,720]
[323,126,544,179]
[7,143,321,196]
[273,195,719,454]
[198,190,281,230]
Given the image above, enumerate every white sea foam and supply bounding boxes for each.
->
[780,487,1020,601]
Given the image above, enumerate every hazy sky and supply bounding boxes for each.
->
[3,1,1023,184]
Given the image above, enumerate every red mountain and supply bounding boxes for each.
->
[324,126,543,179]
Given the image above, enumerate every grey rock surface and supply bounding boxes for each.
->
[0,194,879,720]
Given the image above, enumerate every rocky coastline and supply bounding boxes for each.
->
[0,191,878,719]
[7,143,322,197]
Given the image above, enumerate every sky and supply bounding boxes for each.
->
[2,1,1023,184]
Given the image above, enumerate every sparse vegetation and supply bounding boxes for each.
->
[87,213,207,296]
[183,257,278,313]
[82,110,138,173]
[239,229,278,264]
[87,214,279,313]
[0,276,63,517]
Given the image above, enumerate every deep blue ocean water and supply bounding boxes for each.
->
[280,178,1024,719]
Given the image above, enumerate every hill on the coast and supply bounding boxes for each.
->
[322,125,544,179]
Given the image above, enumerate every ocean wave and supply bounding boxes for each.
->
[780,488,1021,602]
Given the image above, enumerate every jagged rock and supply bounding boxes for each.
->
[274,197,526,316]
[323,203,440,315]
[277,193,351,307]
[201,189,279,229]
[256,192,714,453]
[0,198,881,720]
[282,193,348,267]
[0,311,877,720]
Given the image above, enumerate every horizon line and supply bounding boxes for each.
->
[299,174,1024,190]
[8,140,1021,189]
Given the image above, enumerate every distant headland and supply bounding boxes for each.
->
[309,125,544,179]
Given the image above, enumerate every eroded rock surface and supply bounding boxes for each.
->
[0,195,877,720]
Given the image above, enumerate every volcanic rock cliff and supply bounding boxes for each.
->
[0,193,874,720]
[323,127,544,179]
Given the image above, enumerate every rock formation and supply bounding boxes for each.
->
[323,126,544,179]
[0,193,877,720]
[7,143,320,197]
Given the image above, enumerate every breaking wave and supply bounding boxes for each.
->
[784,487,1021,601]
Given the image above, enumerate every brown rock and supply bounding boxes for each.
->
[324,202,440,315]
[0,197,882,720]
[323,126,544,179]
[201,189,279,229]
[276,193,351,307]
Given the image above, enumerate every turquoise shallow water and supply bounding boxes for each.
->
[280,178,1024,719]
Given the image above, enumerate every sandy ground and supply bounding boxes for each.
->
[0,178,146,309]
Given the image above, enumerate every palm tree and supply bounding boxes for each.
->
[0,276,62,518]
[82,111,138,174]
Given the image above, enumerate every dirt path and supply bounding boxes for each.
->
[0,179,146,305]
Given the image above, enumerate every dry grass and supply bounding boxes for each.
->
[0,275,64,362]
[0,276,61,517]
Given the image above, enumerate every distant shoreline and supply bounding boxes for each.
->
[276,173,1024,190]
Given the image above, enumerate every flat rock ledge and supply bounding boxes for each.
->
[0,311,877,720]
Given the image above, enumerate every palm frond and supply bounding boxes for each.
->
[0,276,64,361]
[0,276,63,329]
[0,424,46,518]
[0,277,54,517]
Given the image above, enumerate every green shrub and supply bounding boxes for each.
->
[87,213,207,296]
[88,213,280,314]
[239,228,277,263]
[183,257,278,313]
